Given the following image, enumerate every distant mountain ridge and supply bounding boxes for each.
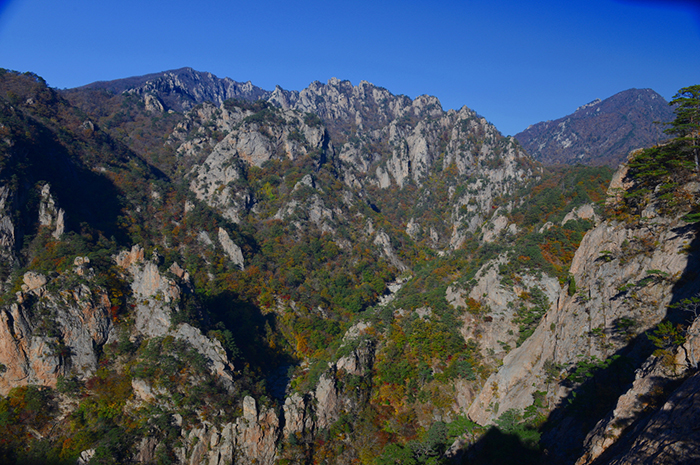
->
[77,67,272,112]
[515,88,675,167]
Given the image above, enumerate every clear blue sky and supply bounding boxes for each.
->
[0,0,698,135]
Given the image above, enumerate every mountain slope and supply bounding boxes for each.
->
[515,88,674,168]
[73,67,271,112]
[2,67,698,465]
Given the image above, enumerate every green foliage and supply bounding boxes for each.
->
[241,102,285,126]
[375,443,419,465]
[56,375,83,396]
[682,211,700,223]
[303,112,323,127]
[0,68,625,464]
[665,85,700,170]
[567,274,577,296]
[647,320,686,351]
[610,85,700,219]
[613,316,637,341]
[0,385,70,464]
[566,355,621,385]
[458,408,543,465]
[621,144,695,215]
[374,418,473,465]
[513,287,550,346]
[510,165,612,227]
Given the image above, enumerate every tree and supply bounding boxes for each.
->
[666,85,700,171]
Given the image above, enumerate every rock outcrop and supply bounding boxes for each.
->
[0,185,17,271]
[453,255,560,362]
[574,316,700,464]
[115,245,235,382]
[180,102,331,222]
[604,370,700,464]
[217,227,245,269]
[0,267,113,395]
[468,208,697,427]
[6,66,697,464]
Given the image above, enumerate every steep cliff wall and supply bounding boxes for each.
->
[464,165,700,462]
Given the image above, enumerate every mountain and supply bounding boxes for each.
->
[515,88,675,168]
[71,67,271,112]
[1,67,699,464]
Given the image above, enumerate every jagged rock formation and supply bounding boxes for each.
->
[0,266,113,394]
[78,67,271,112]
[450,256,561,363]
[515,88,674,168]
[157,75,536,252]
[604,371,700,464]
[0,185,18,279]
[177,101,332,223]
[468,211,696,423]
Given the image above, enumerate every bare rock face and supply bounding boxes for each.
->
[314,372,341,430]
[234,396,281,465]
[114,244,146,269]
[0,272,113,395]
[274,179,338,234]
[605,371,700,464]
[179,396,281,465]
[217,227,245,270]
[575,317,700,464]
[468,210,697,426]
[183,103,329,222]
[38,183,65,239]
[114,245,235,380]
[561,203,598,225]
[0,185,17,269]
[163,76,536,259]
[451,255,560,363]
[20,271,47,293]
[374,230,407,272]
[143,93,164,113]
[270,78,532,210]
[481,214,518,243]
[283,393,315,439]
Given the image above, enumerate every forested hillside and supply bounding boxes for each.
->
[0,68,698,465]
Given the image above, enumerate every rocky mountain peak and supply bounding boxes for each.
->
[78,67,271,112]
[515,88,675,167]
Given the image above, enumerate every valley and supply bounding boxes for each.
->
[0,68,698,465]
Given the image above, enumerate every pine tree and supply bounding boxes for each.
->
[666,85,700,171]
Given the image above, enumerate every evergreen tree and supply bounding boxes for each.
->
[666,85,700,171]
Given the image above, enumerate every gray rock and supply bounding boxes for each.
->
[217,227,245,270]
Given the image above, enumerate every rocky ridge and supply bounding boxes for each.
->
[157,75,536,252]
[78,67,271,113]
[515,88,674,168]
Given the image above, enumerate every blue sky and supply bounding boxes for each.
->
[0,0,698,136]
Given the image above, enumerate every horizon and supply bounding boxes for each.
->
[1,0,699,136]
